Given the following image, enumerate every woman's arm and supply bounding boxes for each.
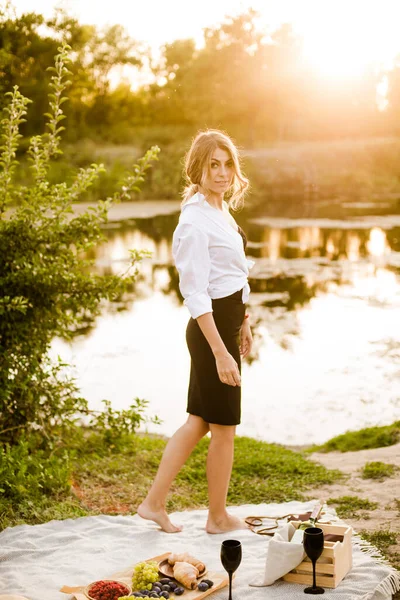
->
[239,316,253,359]
[196,312,241,387]
[173,222,241,386]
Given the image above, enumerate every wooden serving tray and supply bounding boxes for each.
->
[61,552,229,599]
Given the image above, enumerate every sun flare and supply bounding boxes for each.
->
[249,0,400,80]
[302,34,372,79]
[293,1,400,78]
[11,0,400,85]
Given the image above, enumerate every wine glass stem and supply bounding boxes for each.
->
[312,559,317,589]
[228,571,233,600]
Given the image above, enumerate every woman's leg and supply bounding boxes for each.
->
[205,423,248,534]
[138,414,209,533]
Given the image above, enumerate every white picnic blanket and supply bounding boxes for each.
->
[0,501,399,600]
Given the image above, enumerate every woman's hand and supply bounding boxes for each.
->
[215,351,241,386]
[239,320,253,358]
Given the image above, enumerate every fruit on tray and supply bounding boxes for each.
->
[86,579,130,600]
[132,561,160,591]
[168,553,205,574]
[128,578,186,598]
[168,582,177,590]
[197,582,209,592]
[197,579,214,592]
[172,562,199,590]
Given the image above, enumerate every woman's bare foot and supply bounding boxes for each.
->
[137,501,182,533]
[205,512,249,534]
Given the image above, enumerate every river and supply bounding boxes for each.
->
[51,203,400,445]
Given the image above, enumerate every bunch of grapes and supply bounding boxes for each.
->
[132,561,160,591]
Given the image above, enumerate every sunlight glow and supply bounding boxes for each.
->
[367,227,390,258]
[298,2,400,78]
[346,233,361,262]
[12,0,400,84]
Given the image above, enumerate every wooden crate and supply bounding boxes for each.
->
[282,522,353,589]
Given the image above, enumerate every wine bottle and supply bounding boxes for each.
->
[290,501,325,544]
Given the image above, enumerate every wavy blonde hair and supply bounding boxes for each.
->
[181,129,249,211]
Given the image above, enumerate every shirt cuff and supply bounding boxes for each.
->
[247,258,256,271]
[184,292,213,319]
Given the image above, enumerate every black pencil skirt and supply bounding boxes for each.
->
[185,287,246,426]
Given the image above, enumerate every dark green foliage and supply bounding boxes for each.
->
[83,399,162,450]
[0,45,159,449]
[0,440,71,501]
[0,401,159,519]
[0,495,91,530]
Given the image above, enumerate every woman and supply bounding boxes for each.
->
[138,129,254,534]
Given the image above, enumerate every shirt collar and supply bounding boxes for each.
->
[183,191,228,212]
[182,191,204,209]
[183,192,241,244]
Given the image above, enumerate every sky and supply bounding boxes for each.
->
[7,0,400,85]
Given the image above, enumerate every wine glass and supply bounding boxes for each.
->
[303,527,325,595]
[220,539,242,600]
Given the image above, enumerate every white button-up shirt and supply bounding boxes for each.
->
[172,192,255,319]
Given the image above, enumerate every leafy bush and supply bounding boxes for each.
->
[78,399,162,453]
[0,398,161,510]
[0,440,71,501]
[0,44,159,448]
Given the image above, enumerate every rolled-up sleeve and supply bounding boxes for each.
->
[172,223,213,319]
[247,258,256,271]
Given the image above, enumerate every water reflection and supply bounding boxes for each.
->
[246,224,392,262]
[51,214,400,445]
[85,218,400,353]
[89,219,398,316]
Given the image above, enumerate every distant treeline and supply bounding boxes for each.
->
[1,5,400,146]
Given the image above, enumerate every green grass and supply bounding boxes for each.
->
[3,430,399,578]
[0,495,91,530]
[327,495,378,519]
[361,461,398,480]
[1,434,342,530]
[360,529,398,550]
[308,421,400,453]
[359,529,400,573]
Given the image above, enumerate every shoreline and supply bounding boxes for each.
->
[72,200,181,221]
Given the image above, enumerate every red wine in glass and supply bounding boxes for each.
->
[220,539,242,600]
[303,527,325,594]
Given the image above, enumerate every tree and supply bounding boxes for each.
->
[0,6,146,140]
[0,44,159,446]
[0,6,60,134]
